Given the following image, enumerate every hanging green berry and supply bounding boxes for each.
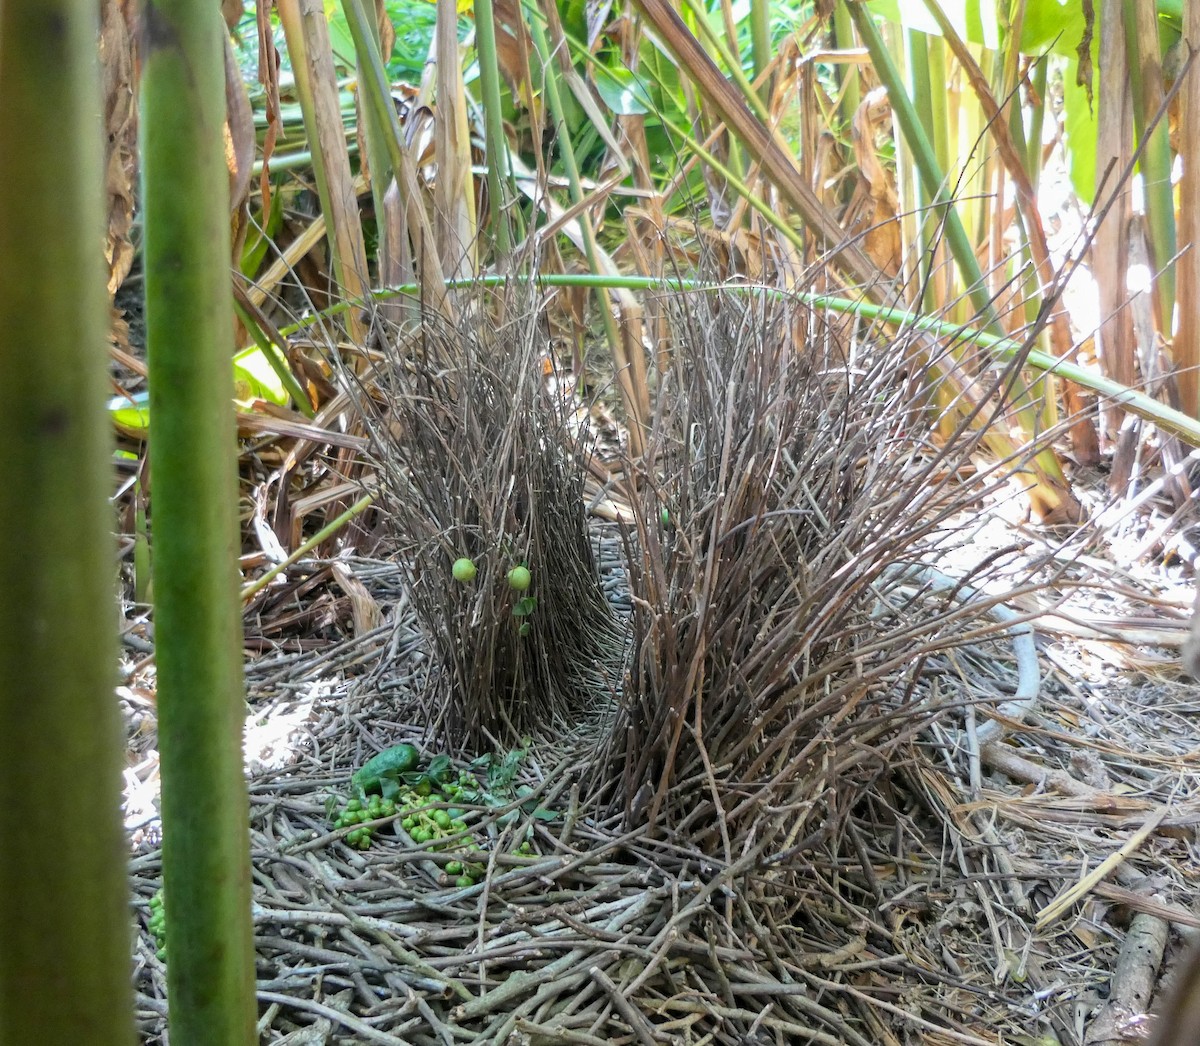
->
[452,557,477,582]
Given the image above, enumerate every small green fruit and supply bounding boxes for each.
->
[452,557,477,582]
[507,565,531,591]
[660,507,670,526]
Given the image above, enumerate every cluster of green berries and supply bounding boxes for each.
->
[148,889,167,961]
[333,794,397,849]
[395,778,481,887]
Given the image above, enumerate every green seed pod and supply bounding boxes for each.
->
[507,565,531,591]
[452,557,478,582]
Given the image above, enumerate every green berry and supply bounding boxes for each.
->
[433,810,452,829]
[660,507,670,525]
[455,875,475,888]
[507,565,531,591]
[446,860,463,875]
[452,557,477,582]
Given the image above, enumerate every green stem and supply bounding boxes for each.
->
[285,273,1200,446]
[0,3,135,1042]
[527,3,622,362]
[242,494,376,600]
[141,0,257,1039]
[474,0,514,256]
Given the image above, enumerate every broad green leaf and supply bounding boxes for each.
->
[1060,53,1097,205]
[110,392,150,436]
[233,346,290,406]
[867,0,1000,50]
[1019,0,1091,57]
[593,66,653,116]
[323,0,357,66]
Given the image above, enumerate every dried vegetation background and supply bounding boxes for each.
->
[117,278,1200,1045]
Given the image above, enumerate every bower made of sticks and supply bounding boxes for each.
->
[360,295,626,749]
[361,284,1017,861]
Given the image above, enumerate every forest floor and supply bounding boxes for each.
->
[116,459,1200,1044]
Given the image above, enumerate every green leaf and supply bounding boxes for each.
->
[233,346,289,406]
[592,66,653,116]
[426,753,453,783]
[110,392,150,436]
[512,596,538,617]
[1060,55,1097,206]
[867,0,1000,49]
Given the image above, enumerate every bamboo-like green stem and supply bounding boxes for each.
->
[1123,0,1176,327]
[141,0,257,1041]
[474,0,514,256]
[0,4,135,1042]
[832,1,860,119]
[288,273,1200,446]
[848,0,1000,332]
[749,0,771,90]
[527,4,622,362]
[1026,56,1048,195]
[242,494,376,600]
[346,0,398,270]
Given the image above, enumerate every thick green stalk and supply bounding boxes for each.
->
[140,1,257,1042]
[277,0,371,339]
[347,0,400,269]
[474,0,514,256]
[0,5,135,1043]
[903,27,934,299]
[527,6,621,361]
[1123,0,1176,327]
[832,1,860,118]
[847,0,999,331]
[749,0,771,89]
[1025,56,1048,196]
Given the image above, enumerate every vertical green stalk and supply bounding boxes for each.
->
[1123,0,1176,327]
[832,1,860,118]
[140,1,257,1042]
[0,5,136,1044]
[749,0,771,90]
[903,27,934,300]
[527,5,621,360]
[348,0,399,269]
[474,0,514,256]
[847,0,998,330]
[1025,54,1047,194]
